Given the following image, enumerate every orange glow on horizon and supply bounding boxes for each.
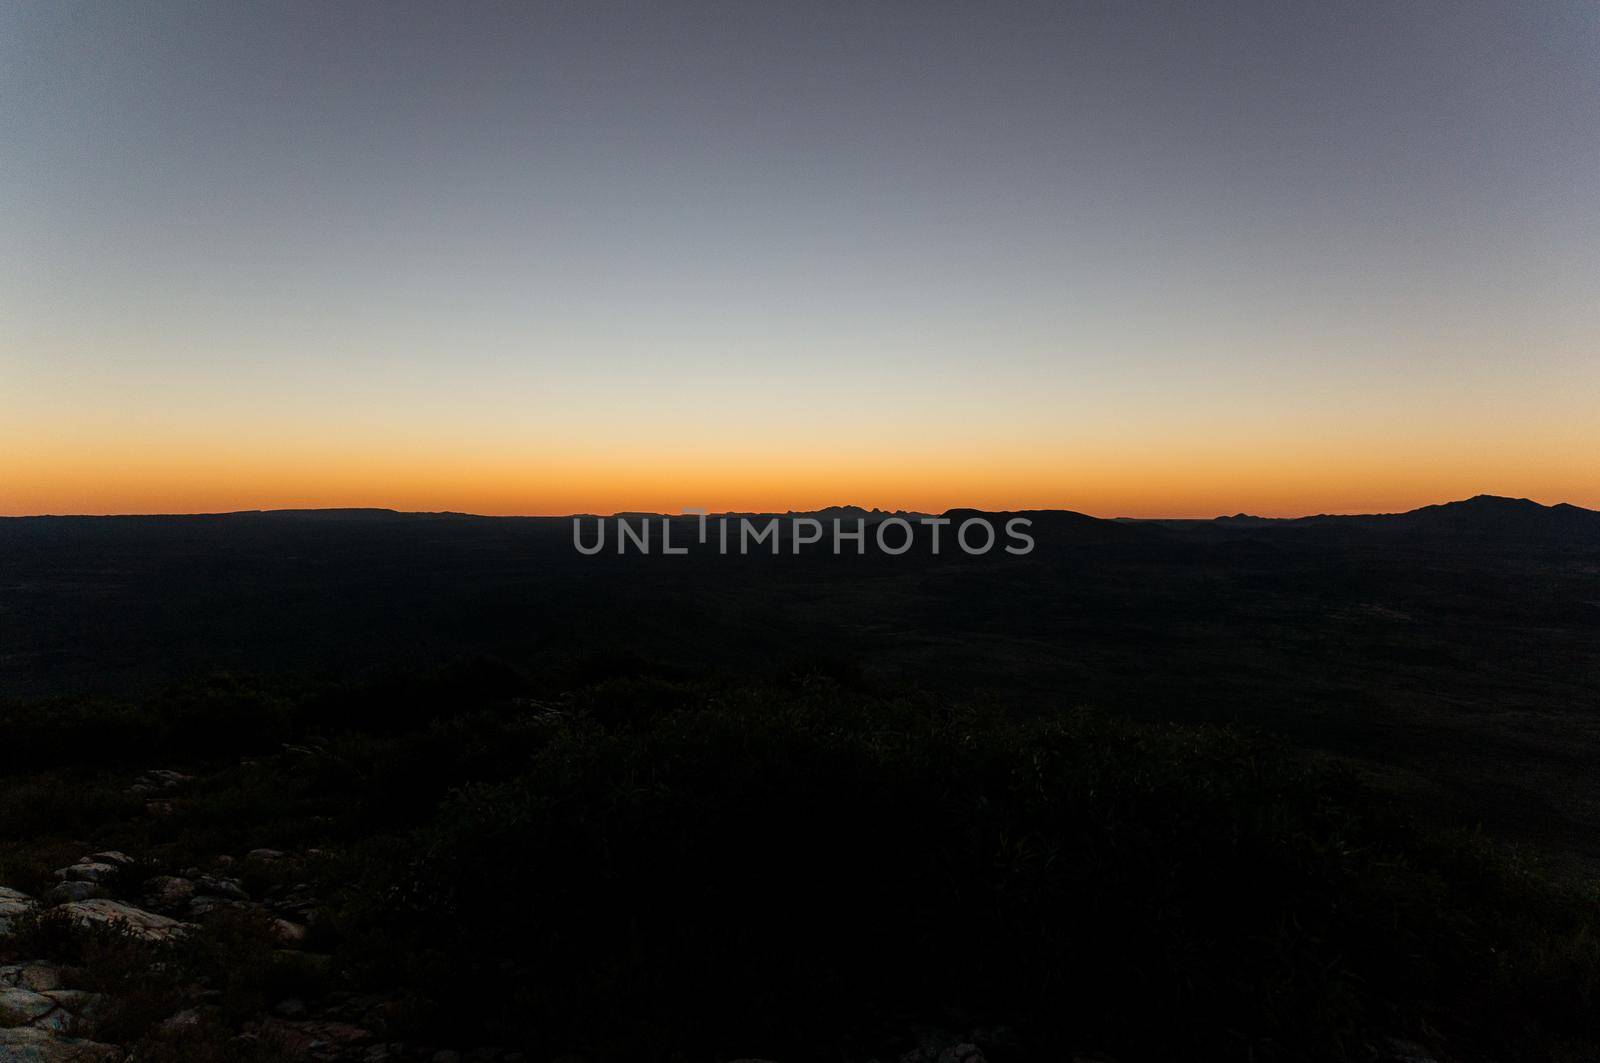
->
[5,439,1595,519]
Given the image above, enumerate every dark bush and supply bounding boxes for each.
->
[327,687,1599,1061]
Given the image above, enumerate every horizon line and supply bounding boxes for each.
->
[0,493,1582,524]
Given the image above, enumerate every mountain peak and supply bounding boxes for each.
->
[1391,495,1599,539]
[1453,494,1544,509]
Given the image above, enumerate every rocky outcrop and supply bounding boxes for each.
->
[4,832,496,1062]
[0,964,64,993]
[44,883,107,905]
[0,987,57,1026]
[0,886,36,937]
[0,1026,122,1062]
[55,899,192,944]
[52,864,119,885]
[0,981,113,1057]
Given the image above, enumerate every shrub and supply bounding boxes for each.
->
[325,687,1600,1061]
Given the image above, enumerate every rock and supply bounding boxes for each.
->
[18,993,102,1037]
[0,965,62,993]
[83,852,133,869]
[901,1034,987,1063]
[157,1008,202,1033]
[0,887,37,936]
[431,1051,462,1063]
[936,1046,985,1063]
[188,895,249,917]
[271,918,308,946]
[0,987,56,1027]
[1379,1040,1441,1063]
[0,1026,123,1061]
[46,883,107,905]
[142,876,195,912]
[41,991,103,1014]
[25,994,102,1037]
[130,769,192,794]
[247,848,286,862]
[52,864,118,885]
[28,1007,74,1034]
[56,899,192,943]
[196,874,247,900]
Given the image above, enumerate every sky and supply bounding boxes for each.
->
[3,1,1597,517]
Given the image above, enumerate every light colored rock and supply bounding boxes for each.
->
[936,1046,985,1063]
[83,853,132,869]
[157,1008,202,1033]
[0,1025,123,1061]
[903,1040,987,1063]
[0,888,36,937]
[0,965,63,993]
[0,987,56,1027]
[52,864,117,885]
[1380,1040,1441,1063]
[188,895,248,916]
[56,899,192,943]
[45,882,106,905]
[271,918,308,946]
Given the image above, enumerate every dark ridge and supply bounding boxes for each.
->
[2,496,1596,534]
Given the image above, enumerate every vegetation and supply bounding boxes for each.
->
[3,663,1597,1060]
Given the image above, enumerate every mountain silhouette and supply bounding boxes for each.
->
[1385,495,1600,540]
[1209,495,1600,543]
[8,497,1596,543]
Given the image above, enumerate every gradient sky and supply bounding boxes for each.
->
[3,1,1597,517]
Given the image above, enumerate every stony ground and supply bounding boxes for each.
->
[0,757,1456,1062]
[0,766,517,1063]
[0,766,1032,1063]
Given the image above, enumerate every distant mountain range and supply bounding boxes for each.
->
[1207,495,1600,542]
[5,495,1597,543]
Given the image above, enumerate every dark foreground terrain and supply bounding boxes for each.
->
[1,496,1598,1061]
